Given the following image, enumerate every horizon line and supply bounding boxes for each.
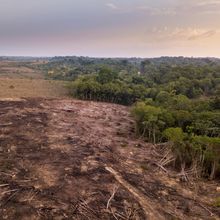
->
[1,55,220,59]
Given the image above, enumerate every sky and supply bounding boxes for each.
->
[0,0,220,57]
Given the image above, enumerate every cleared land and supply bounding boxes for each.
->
[0,98,219,220]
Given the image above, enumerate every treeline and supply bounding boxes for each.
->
[38,56,220,82]
[69,70,146,105]
[39,56,141,81]
[69,62,220,105]
[41,57,220,99]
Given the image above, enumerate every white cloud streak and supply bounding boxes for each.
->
[137,6,176,16]
[106,3,118,10]
[149,27,218,42]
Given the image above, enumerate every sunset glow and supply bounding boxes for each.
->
[1,0,220,57]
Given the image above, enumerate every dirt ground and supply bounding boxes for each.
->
[0,98,219,220]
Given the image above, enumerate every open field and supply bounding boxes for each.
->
[0,61,45,79]
[0,60,69,99]
[0,98,219,220]
[0,79,69,99]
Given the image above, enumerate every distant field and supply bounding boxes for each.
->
[0,78,69,98]
[0,61,70,98]
[0,60,45,79]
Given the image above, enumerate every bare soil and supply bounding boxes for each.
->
[0,98,219,220]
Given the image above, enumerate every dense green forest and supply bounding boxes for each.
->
[39,56,220,179]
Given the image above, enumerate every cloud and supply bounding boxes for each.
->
[106,3,118,10]
[137,6,176,16]
[187,30,217,40]
[186,0,220,14]
[148,27,218,42]
[105,1,220,16]
[171,28,217,41]
[195,0,220,7]
[105,3,177,15]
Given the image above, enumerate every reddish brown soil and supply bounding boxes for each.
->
[0,98,219,220]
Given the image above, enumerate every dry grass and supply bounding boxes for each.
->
[0,61,44,79]
[0,78,69,98]
[0,60,70,98]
